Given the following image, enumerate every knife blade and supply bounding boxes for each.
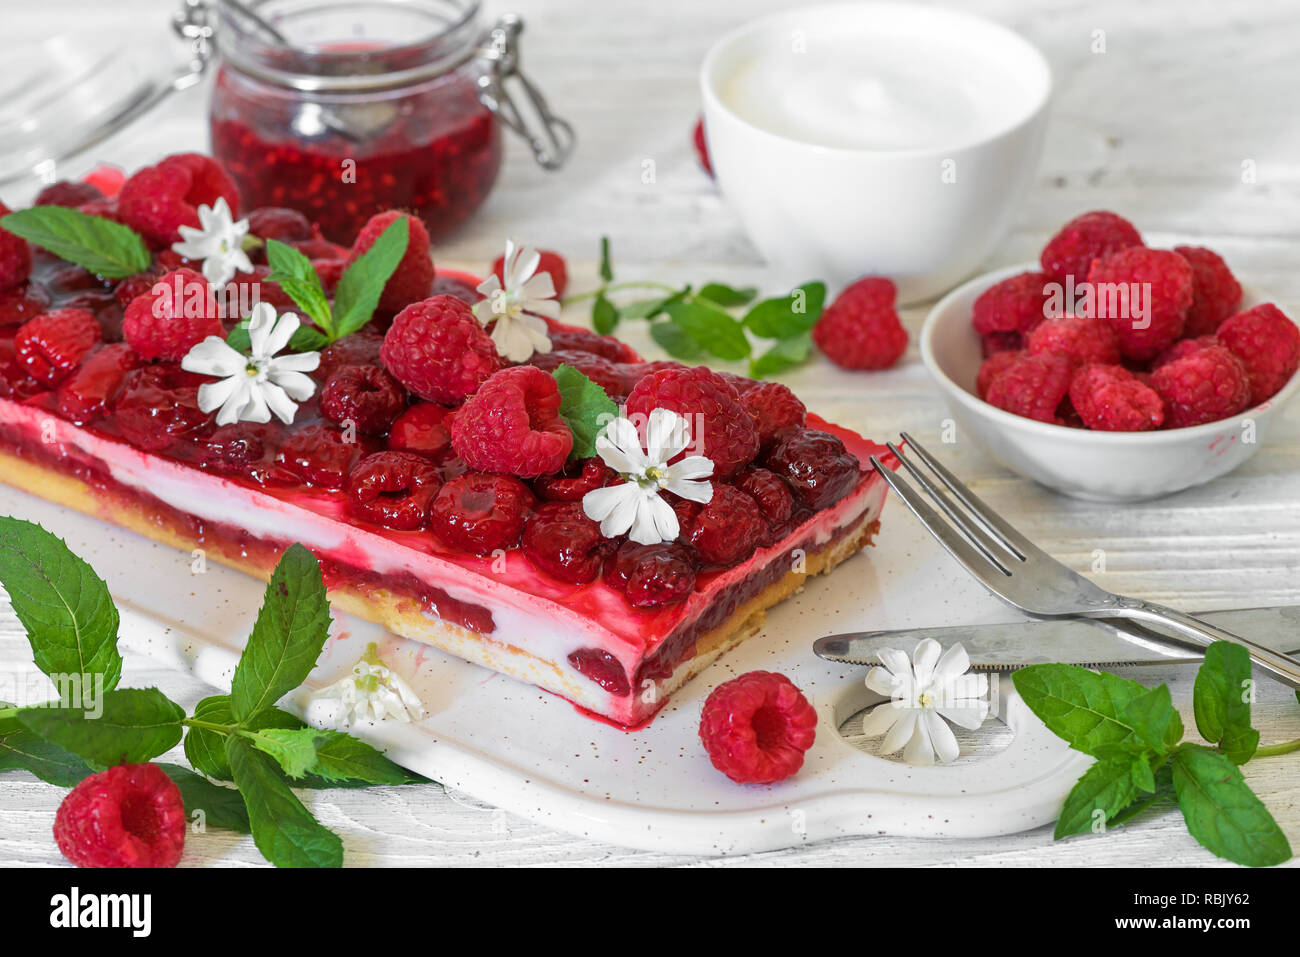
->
[814,605,1300,670]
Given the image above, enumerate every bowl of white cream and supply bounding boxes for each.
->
[701,2,1052,304]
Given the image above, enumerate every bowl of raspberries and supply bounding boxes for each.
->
[921,210,1300,501]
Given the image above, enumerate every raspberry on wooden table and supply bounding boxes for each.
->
[347,450,442,530]
[625,365,758,479]
[698,671,817,785]
[53,763,186,868]
[1068,364,1166,432]
[380,295,503,404]
[430,472,534,554]
[347,210,435,314]
[1174,246,1242,337]
[812,276,908,370]
[1039,210,1143,285]
[15,307,102,386]
[451,365,573,478]
[1149,344,1252,428]
[1087,247,1193,361]
[1214,303,1300,406]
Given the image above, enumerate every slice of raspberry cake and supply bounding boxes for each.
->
[0,166,893,727]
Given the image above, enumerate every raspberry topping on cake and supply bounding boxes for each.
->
[812,276,908,370]
[765,427,863,510]
[522,501,612,584]
[532,458,618,501]
[1039,210,1143,285]
[246,206,315,244]
[740,380,807,448]
[118,152,242,245]
[430,472,534,554]
[450,365,573,477]
[698,671,817,784]
[734,466,795,535]
[603,541,697,608]
[0,202,33,292]
[625,365,758,479]
[1214,303,1300,406]
[34,180,106,208]
[347,451,442,530]
[347,211,435,314]
[380,295,503,404]
[122,268,224,361]
[320,364,407,435]
[528,349,626,399]
[0,282,51,327]
[15,307,102,386]
[112,366,209,452]
[277,424,372,488]
[388,401,454,460]
[681,484,767,565]
[54,763,186,868]
[55,343,143,424]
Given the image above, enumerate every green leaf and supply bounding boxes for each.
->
[552,364,619,460]
[332,215,410,338]
[183,696,304,782]
[227,319,328,356]
[619,287,689,321]
[649,320,704,360]
[230,544,332,722]
[1110,763,1177,827]
[0,516,122,692]
[742,281,826,339]
[1171,745,1291,867]
[0,708,92,786]
[1054,758,1140,839]
[598,236,613,283]
[1119,684,1184,755]
[249,727,425,786]
[697,282,757,307]
[16,687,184,765]
[665,300,750,360]
[243,728,319,779]
[1012,664,1150,757]
[156,763,251,833]
[748,333,813,378]
[1193,641,1260,765]
[1,207,150,279]
[592,292,618,335]
[225,735,343,868]
[265,240,333,333]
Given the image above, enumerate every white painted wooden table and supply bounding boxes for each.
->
[1,0,1298,867]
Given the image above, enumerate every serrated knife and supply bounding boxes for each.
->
[814,605,1300,670]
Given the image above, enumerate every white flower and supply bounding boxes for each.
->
[582,408,713,545]
[181,302,320,426]
[171,197,254,289]
[306,643,423,727]
[472,239,560,362]
[861,639,989,765]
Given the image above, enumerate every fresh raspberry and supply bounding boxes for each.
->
[543,319,637,361]
[277,424,372,488]
[122,268,223,361]
[348,211,435,314]
[35,180,105,207]
[388,402,455,460]
[1026,314,1121,367]
[698,671,817,785]
[1214,304,1300,406]
[53,763,185,868]
[983,352,1073,423]
[692,116,713,176]
[316,330,384,382]
[715,370,760,395]
[567,648,631,696]
[625,365,759,479]
[55,344,143,423]
[15,308,102,386]
[1040,210,1143,285]
[532,458,617,501]
[1175,246,1242,337]
[733,467,795,535]
[199,421,284,477]
[294,236,349,261]
[112,366,210,451]
[320,364,407,434]
[380,295,503,404]
[0,282,50,326]
[981,330,1028,356]
[451,366,573,477]
[0,201,32,292]
[118,153,241,245]
[812,276,908,370]
[493,248,568,298]
[1150,344,1252,427]
[430,472,534,554]
[971,271,1052,337]
[528,349,626,398]
[764,428,863,510]
[246,206,315,243]
[681,485,767,565]
[347,451,442,530]
[1153,335,1216,369]
[976,349,1024,399]
[1068,364,1165,432]
[429,275,483,306]
[1087,247,1193,360]
[740,381,806,448]
[113,267,164,310]
[522,501,612,584]
[615,359,687,395]
[604,541,697,607]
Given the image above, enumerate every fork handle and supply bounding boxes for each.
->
[1109,600,1300,690]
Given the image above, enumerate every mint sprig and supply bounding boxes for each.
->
[552,364,618,460]
[1,206,151,279]
[1014,645,1297,867]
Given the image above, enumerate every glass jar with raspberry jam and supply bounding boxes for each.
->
[205,0,572,243]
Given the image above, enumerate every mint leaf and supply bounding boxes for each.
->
[742,281,826,339]
[157,763,251,833]
[1110,763,1177,826]
[230,544,332,721]
[183,696,306,782]
[665,300,750,360]
[748,332,812,378]
[1,207,150,279]
[592,292,618,335]
[697,282,757,307]
[598,236,613,283]
[16,688,184,765]
[1193,641,1260,764]
[0,707,92,786]
[332,215,410,338]
[1119,684,1184,755]
[225,735,343,868]
[649,320,704,360]
[1171,745,1291,867]
[1054,758,1140,839]
[250,727,425,785]
[619,287,688,320]
[552,364,618,460]
[1012,664,1150,756]
[265,240,333,333]
[244,728,319,779]
[0,516,122,692]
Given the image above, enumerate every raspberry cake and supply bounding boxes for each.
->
[0,157,893,728]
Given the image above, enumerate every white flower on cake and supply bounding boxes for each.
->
[171,197,254,289]
[472,239,560,362]
[861,639,989,765]
[306,643,424,727]
[582,408,714,546]
[181,302,321,426]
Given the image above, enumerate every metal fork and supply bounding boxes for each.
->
[871,433,1300,689]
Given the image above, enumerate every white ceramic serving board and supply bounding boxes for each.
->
[0,482,1090,856]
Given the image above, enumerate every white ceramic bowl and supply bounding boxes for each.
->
[921,262,1300,502]
[700,2,1051,304]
